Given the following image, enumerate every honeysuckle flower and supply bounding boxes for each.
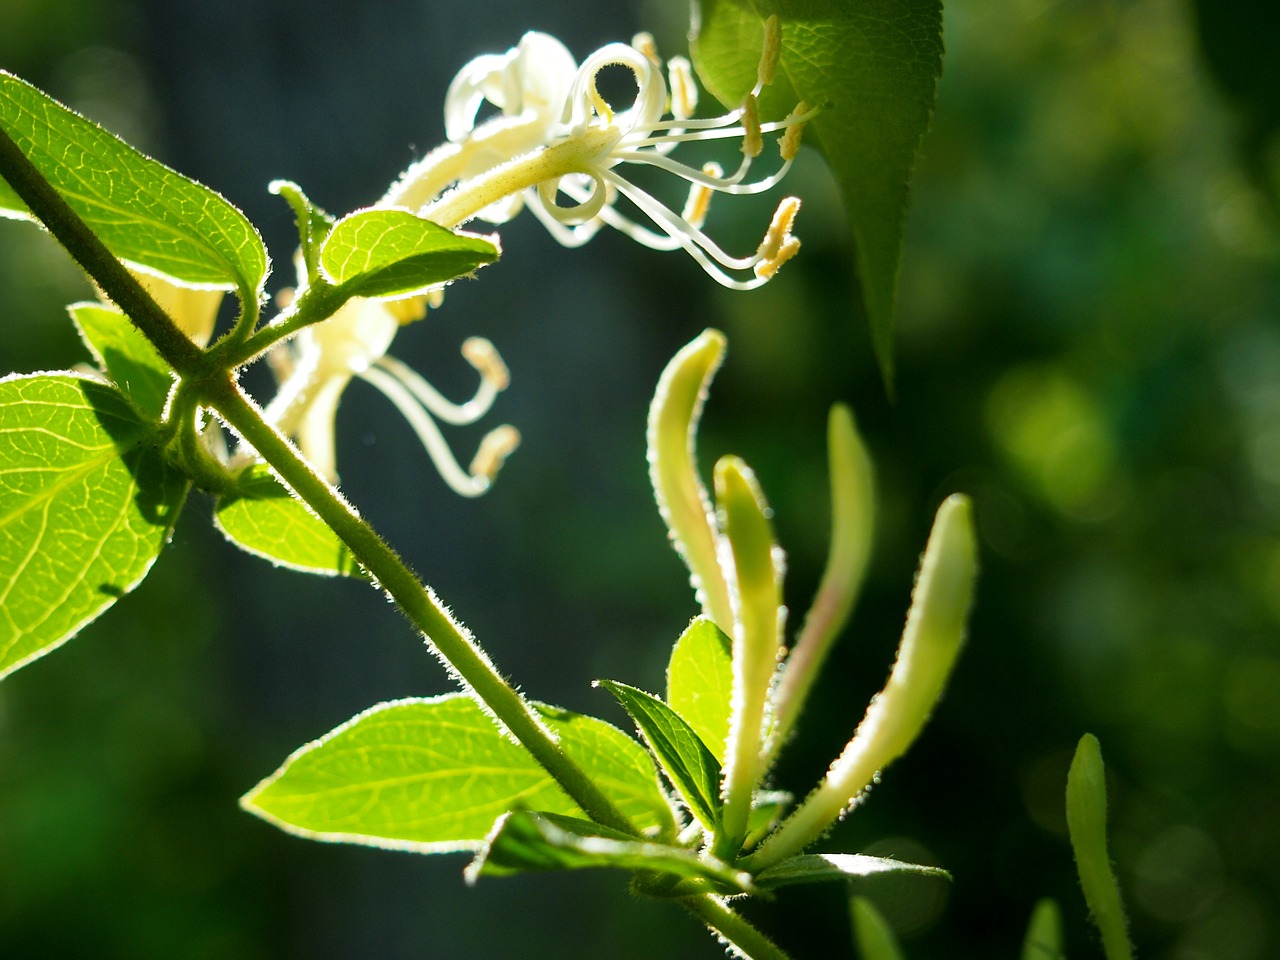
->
[119,268,224,347]
[381,20,812,289]
[260,292,518,496]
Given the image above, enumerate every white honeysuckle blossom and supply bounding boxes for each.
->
[260,291,519,497]
[381,20,812,289]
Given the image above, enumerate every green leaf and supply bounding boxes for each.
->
[318,207,500,299]
[744,790,791,849]
[69,302,174,421]
[666,616,734,764]
[214,464,360,578]
[466,810,752,892]
[597,679,723,832]
[0,70,268,297]
[756,853,948,890]
[0,374,189,679]
[1022,898,1065,960]
[1067,734,1132,960]
[241,694,673,852]
[270,179,335,279]
[850,896,906,960]
[690,0,944,387]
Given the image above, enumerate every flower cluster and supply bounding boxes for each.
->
[255,23,807,493]
[382,20,811,289]
[261,290,518,497]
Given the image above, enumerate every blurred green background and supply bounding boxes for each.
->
[2,0,1279,957]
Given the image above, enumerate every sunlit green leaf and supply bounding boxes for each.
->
[214,464,360,578]
[598,679,723,831]
[466,810,752,892]
[666,616,734,764]
[241,694,673,852]
[318,207,499,299]
[0,374,189,680]
[850,896,906,960]
[0,70,268,297]
[70,302,173,421]
[756,853,948,890]
[690,0,944,387]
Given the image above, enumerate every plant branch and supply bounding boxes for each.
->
[0,126,639,838]
[204,375,639,836]
[0,125,208,379]
[683,895,793,960]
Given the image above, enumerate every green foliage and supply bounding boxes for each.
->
[0,374,188,679]
[69,302,173,421]
[665,616,734,764]
[241,694,674,851]
[468,810,751,890]
[597,679,724,832]
[0,70,267,299]
[754,853,948,891]
[213,464,361,577]
[270,178,334,277]
[689,0,944,386]
[1067,734,1132,960]
[318,207,500,300]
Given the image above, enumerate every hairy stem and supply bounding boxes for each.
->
[0,125,207,377]
[683,896,793,960]
[0,124,638,838]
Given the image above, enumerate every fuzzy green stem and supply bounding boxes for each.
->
[0,125,207,377]
[683,895,793,960]
[203,376,638,835]
[0,125,638,839]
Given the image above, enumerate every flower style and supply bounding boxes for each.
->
[260,292,519,497]
[381,20,812,289]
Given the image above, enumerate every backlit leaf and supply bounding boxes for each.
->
[598,679,723,831]
[466,810,751,892]
[241,694,673,852]
[214,464,360,578]
[319,207,499,300]
[70,302,173,421]
[0,374,189,679]
[690,0,944,387]
[0,71,268,298]
[666,616,734,763]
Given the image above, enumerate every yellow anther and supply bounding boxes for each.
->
[275,286,296,310]
[681,162,722,230]
[462,336,511,390]
[741,94,763,158]
[753,235,800,280]
[758,15,781,88]
[426,288,446,310]
[756,196,801,263]
[779,102,811,161]
[632,32,661,65]
[385,294,429,325]
[668,56,698,121]
[470,424,522,481]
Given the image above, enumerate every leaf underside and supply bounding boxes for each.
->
[0,374,189,679]
[0,70,268,296]
[242,694,674,852]
[690,0,944,387]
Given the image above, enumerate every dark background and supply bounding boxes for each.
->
[2,0,1279,957]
